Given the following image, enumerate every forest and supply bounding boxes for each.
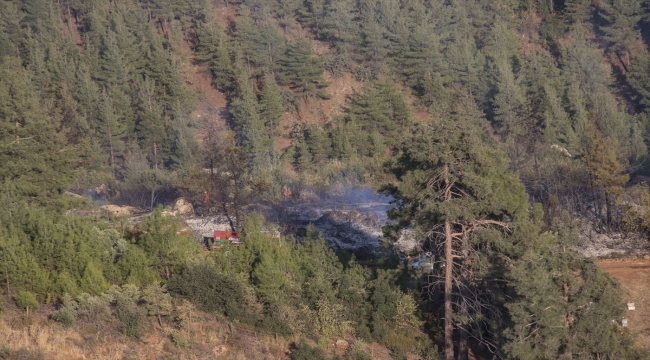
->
[2,0,650,358]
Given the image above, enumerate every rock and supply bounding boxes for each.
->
[335,339,350,351]
[172,197,194,217]
[95,184,108,196]
[101,205,136,217]
[161,209,176,217]
[213,345,228,356]
[63,191,83,198]
[644,255,650,260]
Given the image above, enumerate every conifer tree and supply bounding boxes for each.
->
[258,74,285,136]
[194,20,235,93]
[384,95,528,360]
[306,125,330,165]
[97,90,127,178]
[503,205,645,359]
[232,5,260,67]
[0,57,76,202]
[330,118,353,161]
[297,0,325,36]
[583,120,629,227]
[277,39,330,100]
[230,67,274,173]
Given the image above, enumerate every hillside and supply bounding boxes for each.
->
[3,0,650,359]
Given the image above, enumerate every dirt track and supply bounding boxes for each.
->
[597,258,650,348]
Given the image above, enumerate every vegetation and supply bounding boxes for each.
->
[1,0,650,358]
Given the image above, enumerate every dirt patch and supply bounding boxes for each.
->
[323,72,364,120]
[212,0,238,28]
[598,258,650,349]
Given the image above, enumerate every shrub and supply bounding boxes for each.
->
[117,305,145,340]
[290,340,328,360]
[75,293,110,319]
[168,262,251,322]
[0,343,9,359]
[51,307,76,327]
[417,344,442,360]
[340,341,373,360]
[14,291,39,312]
[11,348,44,360]
[170,331,187,348]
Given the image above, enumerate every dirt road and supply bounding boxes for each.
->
[598,258,650,348]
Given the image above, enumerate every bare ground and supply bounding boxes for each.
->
[598,258,650,349]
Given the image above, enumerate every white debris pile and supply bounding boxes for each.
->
[575,219,650,258]
[184,215,233,240]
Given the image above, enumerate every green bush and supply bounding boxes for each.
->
[290,340,328,360]
[117,305,145,340]
[170,331,187,348]
[168,262,251,322]
[14,291,39,312]
[74,293,110,319]
[0,343,10,359]
[51,307,77,327]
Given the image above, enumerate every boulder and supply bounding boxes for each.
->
[335,339,350,351]
[172,197,194,217]
[101,205,136,217]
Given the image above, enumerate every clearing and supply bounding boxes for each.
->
[597,258,650,349]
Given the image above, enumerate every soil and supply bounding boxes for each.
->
[597,258,650,349]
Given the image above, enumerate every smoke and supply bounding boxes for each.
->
[263,185,395,256]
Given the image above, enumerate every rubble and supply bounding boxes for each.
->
[575,220,650,258]
[314,210,383,256]
[184,215,233,240]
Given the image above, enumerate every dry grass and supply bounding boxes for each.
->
[0,306,306,360]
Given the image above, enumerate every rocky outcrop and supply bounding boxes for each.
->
[172,197,194,217]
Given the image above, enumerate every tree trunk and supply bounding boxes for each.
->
[459,310,469,360]
[3,247,9,296]
[153,143,158,170]
[458,251,470,360]
[445,219,454,360]
[444,163,455,360]
[150,188,155,211]
[605,191,613,231]
[563,280,572,357]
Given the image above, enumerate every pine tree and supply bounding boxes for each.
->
[297,0,325,36]
[232,5,260,67]
[384,95,528,360]
[503,205,645,359]
[0,57,76,203]
[253,253,287,303]
[194,20,235,93]
[306,125,330,165]
[97,90,127,178]
[346,81,410,148]
[258,74,285,136]
[230,67,274,173]
[277,39,330,100]
[583,119,629,227]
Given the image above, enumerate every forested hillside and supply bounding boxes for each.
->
[2,0,650,359]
